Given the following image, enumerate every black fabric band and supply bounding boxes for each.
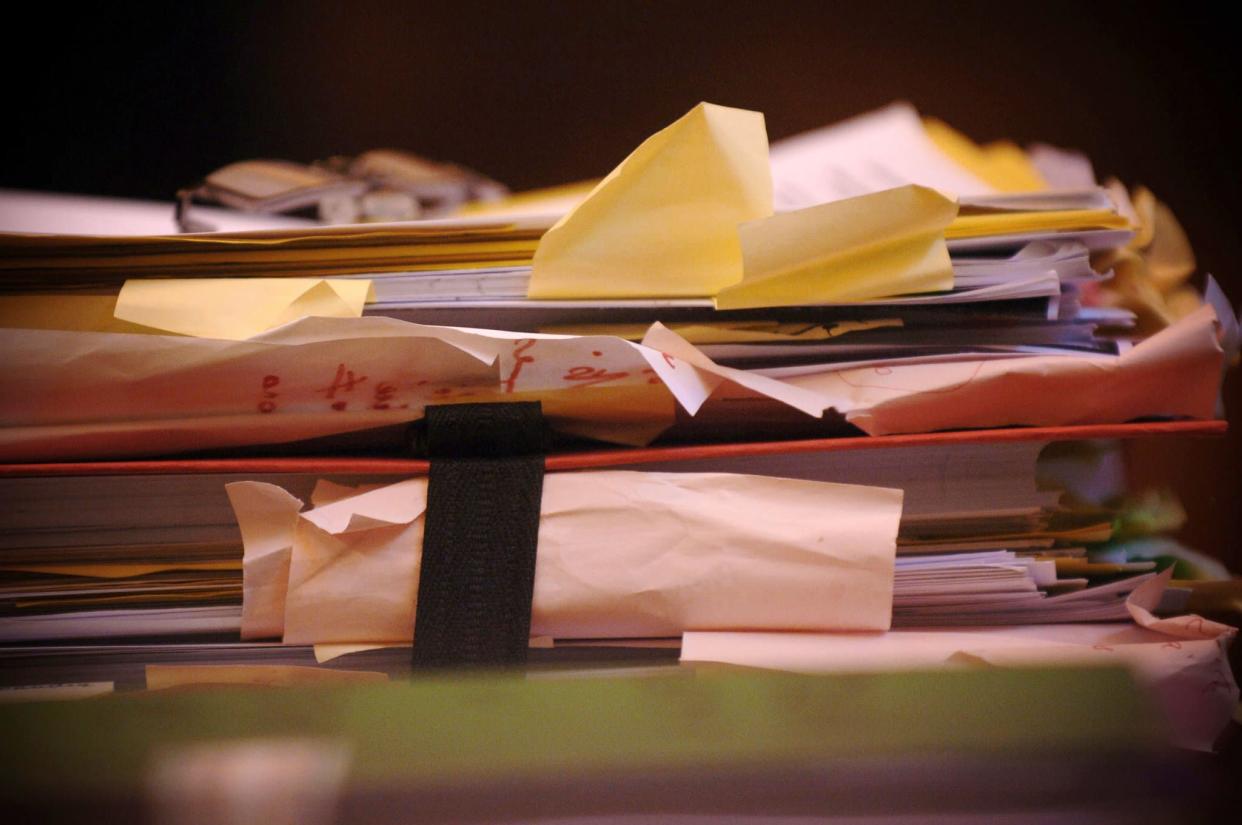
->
[411,402,546,669]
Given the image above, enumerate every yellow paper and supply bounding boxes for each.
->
[229,471,902,644]
[946,208,1129,238]
[0,294,158,334]
[114,278,375,340]
[456,179,598,219]
[528,102,771,298]
[922,118,1048,192]
[716,185,958,309]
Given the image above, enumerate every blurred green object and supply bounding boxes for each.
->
[0,666,1217,823]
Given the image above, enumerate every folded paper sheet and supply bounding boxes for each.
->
[715,185,958,309]
[0,305,1225,460]
[768,102,996,211]
[114,278,375,340]
[783,304,1225,435]
[528,103,772,299]
[227,471,903,643]
[0,317,712,459]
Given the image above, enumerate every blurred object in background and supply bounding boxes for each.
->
[176,149,507,232]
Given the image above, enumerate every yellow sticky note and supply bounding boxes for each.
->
[528,102,772,298]
[114,278,375,340]
[716,185,958,309]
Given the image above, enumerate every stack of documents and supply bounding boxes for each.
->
[0,101,1235,760]
[0,427,1205,646]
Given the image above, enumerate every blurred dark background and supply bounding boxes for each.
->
[6,1,1239,566]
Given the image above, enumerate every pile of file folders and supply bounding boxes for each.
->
[0,102,1236,733]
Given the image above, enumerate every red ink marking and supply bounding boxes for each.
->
[834,360,987,394]
[416,379,429,386]
[592,350,602,357]
[317,363,367,399]
[501,339,537,394]
[434,387,452,396]
[371,381,397,410]
[562,365,630,389]
[331,401,347,411]
[662,353,677,368]
[258,374,281,413]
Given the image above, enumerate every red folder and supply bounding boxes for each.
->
[0,420,1226,478]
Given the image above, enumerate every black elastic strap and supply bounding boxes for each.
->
[411,402,546,669]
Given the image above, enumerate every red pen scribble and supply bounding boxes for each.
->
[562,365,630,389]
[502,339,537,393]
[317,363,368,399]
[592,350,602,357]
[833,360,986,393]
[663,353,677,369]
[641,367,661,385]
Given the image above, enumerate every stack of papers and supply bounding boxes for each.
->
[0,101,1234,757]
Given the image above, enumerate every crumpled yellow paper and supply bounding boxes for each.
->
[227,470,903,643]
[114,278,375,340]
[528,102,772,298]
[715,185,958,309]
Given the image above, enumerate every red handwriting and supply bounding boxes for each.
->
[372,381,398,410]
[257,374,280,414]
[501,339,537,394]
[317,363,368,411]
[561,365,630,389]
